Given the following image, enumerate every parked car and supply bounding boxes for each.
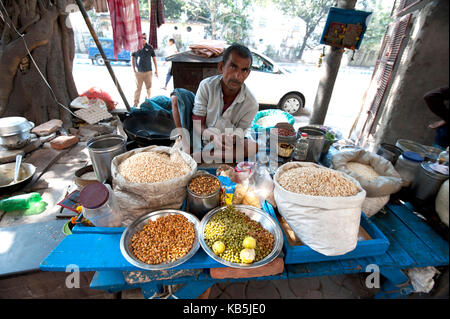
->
[88,38,131,65]
[247,48,305,115]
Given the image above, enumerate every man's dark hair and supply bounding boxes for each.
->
[222,43,252,66]
[169,38,175,43]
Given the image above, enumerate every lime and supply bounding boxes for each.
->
[242,236,256,249]
[212,241,225,255]
[240,248,255,264]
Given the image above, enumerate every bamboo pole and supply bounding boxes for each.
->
[74,0,131,111]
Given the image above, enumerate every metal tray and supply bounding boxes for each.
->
[120,210,200,270]
[199,205,283,269]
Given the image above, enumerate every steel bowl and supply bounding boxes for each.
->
[199,205,284,269]
[0,162,36,194]
[120,209,200,270]
[186,171,221,219]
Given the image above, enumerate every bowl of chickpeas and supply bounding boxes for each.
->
[199,205,283,269]
[120,210,200,270]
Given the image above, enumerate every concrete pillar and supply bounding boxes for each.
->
[310,0,358,125]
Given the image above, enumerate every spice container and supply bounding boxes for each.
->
[79,182,122,227]
[277,143,294,158]
[187,172,221,219]
[394,151,424,187]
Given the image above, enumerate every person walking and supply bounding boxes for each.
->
[161,38,178,90]
[131,33,158,107]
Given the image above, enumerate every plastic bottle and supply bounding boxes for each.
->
[438,147,449,165]
[0,192,43,212]
[292,133,309,161]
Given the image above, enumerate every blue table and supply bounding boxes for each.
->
[40,200,449,299]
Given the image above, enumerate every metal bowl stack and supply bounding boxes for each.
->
[120,210,200,270]
[199,205,284,269]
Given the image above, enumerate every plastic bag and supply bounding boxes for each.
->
[81,87,117,111]
[332,149,402,197]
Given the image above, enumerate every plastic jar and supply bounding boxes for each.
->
[394,151,424,187]
[79,182,122,227]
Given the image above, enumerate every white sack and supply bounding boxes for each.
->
[332,149,402,197]
[435,179,449,227]
[406,267,439,293]
[274,162,366,256]
[362,195,390,218]
[111,145,197,226]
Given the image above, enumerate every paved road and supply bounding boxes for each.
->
[73,58,373,138]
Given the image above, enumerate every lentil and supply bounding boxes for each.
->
[189,174,220,196]
[274,128,296,137]
[203,206,275,263]
[278,166,359,197]
[130,214,195,265]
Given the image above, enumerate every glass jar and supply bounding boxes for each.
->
[79,182,121,227]
[394,151,424,187]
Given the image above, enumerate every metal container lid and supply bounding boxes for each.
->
[0,117,33,137]
[420,162,449,180]
[402,151,424,163]
[79,182,109,209]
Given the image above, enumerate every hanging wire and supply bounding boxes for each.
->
[0,0,79,118]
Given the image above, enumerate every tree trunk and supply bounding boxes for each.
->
[0,0,78,127]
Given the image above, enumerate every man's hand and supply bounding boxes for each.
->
[429,120,446,129]
[155,70,158,77]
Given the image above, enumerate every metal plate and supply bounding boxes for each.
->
[120,210,200,270]
[199,205,284,269]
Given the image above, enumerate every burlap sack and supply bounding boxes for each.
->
[111,145,197,226]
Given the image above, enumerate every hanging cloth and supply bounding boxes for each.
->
[107,0,143,58]
[149,0,165,49]
[94,0,109,12]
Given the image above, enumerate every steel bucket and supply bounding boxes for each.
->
[87,134,126,184]
[298,126,326,163]
[411,162,449,201]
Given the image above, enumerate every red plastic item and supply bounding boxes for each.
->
[80,87,117,111]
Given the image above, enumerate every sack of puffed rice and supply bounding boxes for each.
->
[274,162,366,256]
[331,149,402,217]
[111,145,197,226]
[331,149,402,197]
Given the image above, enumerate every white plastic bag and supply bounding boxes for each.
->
[274,162,366,256]
[111,145,197,226]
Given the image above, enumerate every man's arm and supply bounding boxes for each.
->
[131,55,136,73]
[152,56,158,77]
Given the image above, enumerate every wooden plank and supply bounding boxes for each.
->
[371,210,446,267]
[280,213,390,264]
[370,216,417,267]
[40,231,225,272]
[386,203,449,264]
[90,271,128,292]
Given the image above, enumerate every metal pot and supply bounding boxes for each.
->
[376,143,403,165]
[0,117,35,149]
[186,171,221,219]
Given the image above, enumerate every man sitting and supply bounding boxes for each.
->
[171,43,259,162]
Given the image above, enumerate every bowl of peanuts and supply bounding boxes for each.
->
[120,210,200,270]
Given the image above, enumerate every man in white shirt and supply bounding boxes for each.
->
[162,38,178,90]
[171,43,259,162]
